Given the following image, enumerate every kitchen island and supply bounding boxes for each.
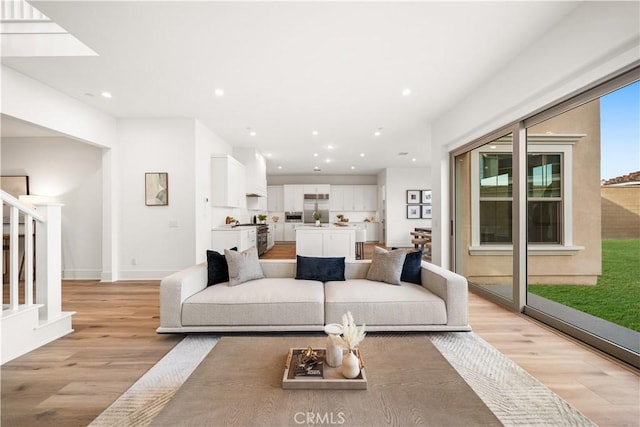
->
[295,224,362,260]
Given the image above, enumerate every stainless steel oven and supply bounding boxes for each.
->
[285,211,303,222]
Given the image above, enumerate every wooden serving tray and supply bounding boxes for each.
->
[282,347,367,390]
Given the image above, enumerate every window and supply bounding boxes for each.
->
[528,153,562,244]
[470,135,580,253]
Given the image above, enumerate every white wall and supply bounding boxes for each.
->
[1,66,117,148]
[1,137,103,279]
[116,119,197,279]
[383,167,431,248]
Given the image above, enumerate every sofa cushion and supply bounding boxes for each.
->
[224,246,264,286]
[182,278,325,326]
[366,246,406,285]
[324,279,447,326]
[206,247,237,286]
[401,250,423,285]
[295,255,346,282]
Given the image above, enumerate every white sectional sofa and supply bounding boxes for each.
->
[157,259,471,333]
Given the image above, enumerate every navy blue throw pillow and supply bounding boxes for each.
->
[400,250,422,285]
[295,255,346,282]
[206,247,237,286]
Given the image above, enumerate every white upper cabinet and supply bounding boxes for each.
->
[233,147,267,197]
[211,155,246,208]
[363,185,378,211]
[330,185,377,211]
[267,185,284,212]
[330,186,344,211]
[303,185,330,195]
[283,185,304,211]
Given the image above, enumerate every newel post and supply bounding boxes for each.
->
[34,202,63,321]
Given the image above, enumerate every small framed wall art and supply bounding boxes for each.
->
[421,205,432,219]
[145,172,169,206]
[407,205,421,219]
[406,190,421,204]
[421,190,432,204]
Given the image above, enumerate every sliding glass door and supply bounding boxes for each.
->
[454,132,514,303]
[452,69,639,366]
[525,81,640,358]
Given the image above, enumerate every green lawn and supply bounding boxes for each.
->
[528,239,640,332]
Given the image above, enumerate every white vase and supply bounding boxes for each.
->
[315,220,320,226]
[341,350,360,379]
[326,336,343,368]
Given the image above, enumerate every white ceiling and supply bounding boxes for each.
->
[2,1,580,175]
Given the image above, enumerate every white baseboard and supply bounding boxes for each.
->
[62,269,102,280]
[117,270,176,281]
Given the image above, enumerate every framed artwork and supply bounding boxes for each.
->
[1,176,30,222]
[145,172,168,206]
[406,190,420,204]
[421,204,432,219]
[407,205,421,219]
[421,190,432,204]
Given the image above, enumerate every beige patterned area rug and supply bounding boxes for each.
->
[90,333,594,427]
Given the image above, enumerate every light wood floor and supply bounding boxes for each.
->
[1,244,638,426]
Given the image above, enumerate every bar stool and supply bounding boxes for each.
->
[355,228,367,260]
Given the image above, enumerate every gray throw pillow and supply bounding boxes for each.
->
[366,246,407,285]
[224,246,264,286]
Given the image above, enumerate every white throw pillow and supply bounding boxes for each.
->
[224,246,265,286]
[366,246,407,285]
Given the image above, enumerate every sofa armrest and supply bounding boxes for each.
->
[159,262,208,329]
[420,261,469,327]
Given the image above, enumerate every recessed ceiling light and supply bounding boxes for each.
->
[360,153,365,157]
[277,165,283,170]
[402,88,411,96]
[312,130,319,136]
[374,131,381,136]
[351,165,356,170]
[325,158,331,163]
[250,131,256,136]
[313,153,319,157]
[101,91,112,98]
[214,88,224,97]
[327,144,334,150]
[490,145,497,149]
[412,158,417,162]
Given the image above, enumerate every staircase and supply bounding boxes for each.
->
[1,190,74,364]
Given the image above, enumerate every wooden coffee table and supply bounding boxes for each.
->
[151,335,501,426]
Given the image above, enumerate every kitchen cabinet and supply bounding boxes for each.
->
[330,186,344,211]
[271,222,285,242]
[303,185,330,195]
[363,185,378,211]
[233,148,267,197]
[365,222,379,242]
[267,186,284,212]
[267,227,275,251]
[283,223,297,241]
[330,185,377,212]
[295,226,356,260]
[211,227,256,253]
[211,155,246,208]
[283,185,304,212]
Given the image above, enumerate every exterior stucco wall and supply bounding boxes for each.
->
[459,100,602,286]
